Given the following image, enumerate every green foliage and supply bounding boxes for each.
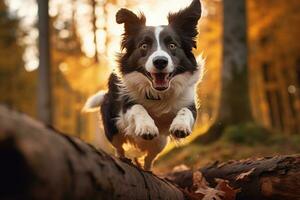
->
[222,122,270,145]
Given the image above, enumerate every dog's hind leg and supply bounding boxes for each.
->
[111,134,125,158]
[144,136,168,171]
[144,152,158,171]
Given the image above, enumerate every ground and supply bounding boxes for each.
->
[154,123,300,173]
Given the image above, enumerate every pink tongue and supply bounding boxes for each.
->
[155,74,166,84]
[152,73,169,90]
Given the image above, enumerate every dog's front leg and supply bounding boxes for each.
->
[170,105,196,138]
[123,104,159,140]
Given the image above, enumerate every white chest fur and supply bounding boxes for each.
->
[120,69,200,116]
[120,69,200,133]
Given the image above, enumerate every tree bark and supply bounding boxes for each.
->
[37,0,52,125]
[168,155,300,200]
[0,106,184,200]
[0,105,299,200]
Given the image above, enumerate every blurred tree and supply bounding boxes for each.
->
[0,0,36,116]
[195,0,222,127]
[49,0,110,141]
[248,0,300,134]
[0,0,21,108]
[91,0,99,63]
[196,0,253,143]
[50,0,86,135]
[37,0,52,125]
[219,0,252,123]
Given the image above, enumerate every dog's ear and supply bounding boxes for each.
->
[116,8,146,36]
[168,0,201,49]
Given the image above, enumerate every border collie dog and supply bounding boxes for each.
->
[83,0,203,170]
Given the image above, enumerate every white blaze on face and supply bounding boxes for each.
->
[145,26,174,91]
[145,26,174,73]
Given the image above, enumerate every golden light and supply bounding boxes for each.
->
[133,0,192,26]
[7,0,195,71]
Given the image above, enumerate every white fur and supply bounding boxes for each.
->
[82,90,106,113]
[170,107,195,134]
[145,26,174,73]
[120,66,202,116]
[115,104,165,170]
[116,104,159,138]
[196,53,206,81]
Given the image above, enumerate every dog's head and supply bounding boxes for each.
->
[117,0,201,91]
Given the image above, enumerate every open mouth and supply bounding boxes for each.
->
[149,73,172,91]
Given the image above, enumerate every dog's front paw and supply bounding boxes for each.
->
[169,121,191,138]
[135,120,159,140]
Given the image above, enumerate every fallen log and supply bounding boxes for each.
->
[0,105,300,200]
[168,156,300,200]
[0,106,184,200]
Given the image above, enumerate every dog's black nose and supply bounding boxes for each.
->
[153,56,168,70]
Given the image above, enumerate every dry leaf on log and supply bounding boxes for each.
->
[236,168,255,181]
[215,178,240,200]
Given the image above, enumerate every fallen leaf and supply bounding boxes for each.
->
[172,164,191,173]
[181,188,204,200]
[195,187,224,200]
[236,168,255,181]
[193,171,209,189]
[192,171,224,200]
[215,178,241,200]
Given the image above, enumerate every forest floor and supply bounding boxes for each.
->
[154,123,300,174]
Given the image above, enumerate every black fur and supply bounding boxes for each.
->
[168,0,201,66]
[188,103,197,120]
[100,74,120,141]
[116,8,146,51]
[168,0,202,50]
[101,74,136,141]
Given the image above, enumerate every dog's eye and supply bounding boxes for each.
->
[169,43,177,50]
[140,43,148,50]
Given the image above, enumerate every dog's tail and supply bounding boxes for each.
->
[81,90,106,113]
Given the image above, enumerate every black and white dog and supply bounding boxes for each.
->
[83,0,203,170]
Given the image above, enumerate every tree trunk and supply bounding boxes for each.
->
[219,0,252,124]
[0,105,299,200]
[168,155,300,200]
[37,0,52,125]
[196,0,253,143]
